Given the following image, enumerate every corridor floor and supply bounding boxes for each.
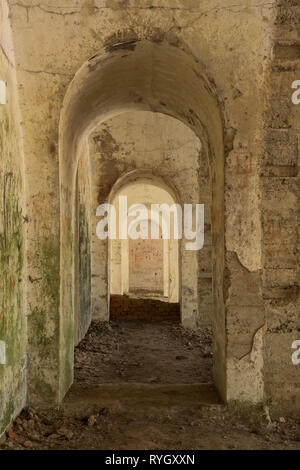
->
[74,319,213,386]
[1,319,300,450]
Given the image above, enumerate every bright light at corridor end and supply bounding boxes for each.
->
[96,196,205,251]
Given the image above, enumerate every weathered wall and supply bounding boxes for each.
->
[0,0,26,436]
[261,0,300,417]
[129,238,164,295]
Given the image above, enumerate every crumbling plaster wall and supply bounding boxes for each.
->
[0,0,27,437]
[261,0,300,417]
[6,0,291,411]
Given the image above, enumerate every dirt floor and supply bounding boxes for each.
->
[1,318,300,450]
[75,318,213,385]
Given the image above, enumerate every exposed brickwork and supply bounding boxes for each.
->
[262,0,300,415]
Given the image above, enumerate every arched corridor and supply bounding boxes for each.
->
[1,0,300,450]
[59,41,225,406]
[73,110,214,389]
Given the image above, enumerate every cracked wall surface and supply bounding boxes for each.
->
[261,0,300,417]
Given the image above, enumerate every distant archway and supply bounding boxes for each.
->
[108,175,180,307]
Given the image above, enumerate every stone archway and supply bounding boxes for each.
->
[59,40,225,403]
[104,174,181,317]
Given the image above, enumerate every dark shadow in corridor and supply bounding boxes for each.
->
[110,295,180,321]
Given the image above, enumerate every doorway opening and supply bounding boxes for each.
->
[109,179,180,322]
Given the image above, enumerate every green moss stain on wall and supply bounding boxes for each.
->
[0,104,26,435]
[78,201,91,338]
[27,235,60,402]
[75,149,92,345]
